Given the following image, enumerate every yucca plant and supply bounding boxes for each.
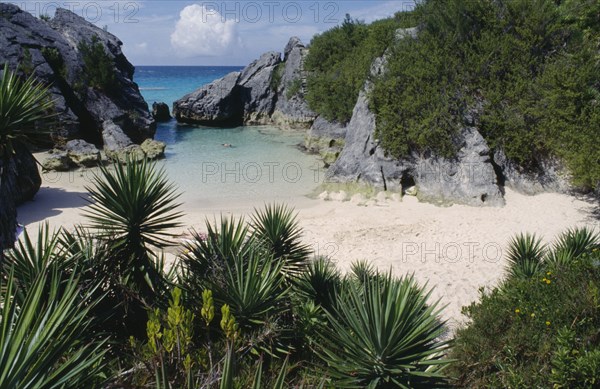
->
[293,256,341,311]
[250,204,311,280]
[0,267,108,388]
[215,247,288,330]
[316,273,450,388]
[546,227,599,266]
[84,158,182,301]
[505,233,547,279]
[0,63,54,254]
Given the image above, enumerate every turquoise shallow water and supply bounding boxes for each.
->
[135,66,322,207]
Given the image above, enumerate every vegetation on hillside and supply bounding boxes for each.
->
[305,0,600,191]
[78,35,117,93]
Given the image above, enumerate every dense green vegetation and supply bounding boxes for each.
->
[304,14,403,123]
[451,227,600,388]
[305,0,600,190]
[78,35,117,93]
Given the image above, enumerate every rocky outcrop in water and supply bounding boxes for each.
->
[173,37,316,129]
[0,3,155,144]
[152,102,171,122]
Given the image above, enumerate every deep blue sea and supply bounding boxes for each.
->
[134,66,322,208]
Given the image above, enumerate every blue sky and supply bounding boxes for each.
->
[11,1,416,65]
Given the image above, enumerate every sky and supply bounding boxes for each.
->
[10,0,417,65]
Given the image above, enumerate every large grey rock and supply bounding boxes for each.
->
[493,149,571,195]
[65,139,101,167]
[238,51,281,124]
[0,3,155,143]
[173,72,242,126]
[327,28,504,206]
[272,37,316,129]
[152,102,171,122]
[173,37,315,130]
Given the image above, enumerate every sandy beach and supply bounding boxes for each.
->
[18,162,599,330]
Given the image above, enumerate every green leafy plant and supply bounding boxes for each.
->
[317,273,450,388]
[250,204,311,281]
[505,233,547,279]
[0,268,108,388]
[293,256,341,310]
[0,63,54,253]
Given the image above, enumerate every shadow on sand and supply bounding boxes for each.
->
[17,187,90,225]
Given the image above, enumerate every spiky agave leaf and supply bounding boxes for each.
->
[316,273,450,388]
[84,157,183,251]
[179,216,255,295]
[293,256,341,310]
[215,246,288,330]
[506,233,546,279]
[547,227,599,266]
[250,204,311,280]
[0,63,55,158]
[0,267,108,389]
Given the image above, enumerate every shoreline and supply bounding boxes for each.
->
[19,159,599,330]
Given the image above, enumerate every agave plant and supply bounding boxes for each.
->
[0,63,54,253]
[293,256,341,310]
[250,204,311,280]
[505,233,547,279]
[316,273,450,388]
[84,158,182,300]
[0,267,108,388]
[546,227,599,266]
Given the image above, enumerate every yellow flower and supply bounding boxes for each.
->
[546,279,551,285]
[531,313,536,318]
[546,321,551,326]
[515,308,521,314]
[542,278,547,282]
[546,271,552,276]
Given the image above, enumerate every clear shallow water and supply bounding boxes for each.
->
[135,66,322,206]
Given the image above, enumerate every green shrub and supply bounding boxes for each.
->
[451,238,600,387]
[305,14,401,123]
[370,0,600,189]
[285,78,302,99]
[78,35,117,93]
[41,47,67,79]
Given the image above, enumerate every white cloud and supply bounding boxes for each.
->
[170,4,238,57]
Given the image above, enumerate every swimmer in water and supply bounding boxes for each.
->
[222,143,233,148]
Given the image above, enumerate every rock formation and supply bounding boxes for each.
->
[152,102,172,122]
[173,37,316,129]
[0,3,155,144]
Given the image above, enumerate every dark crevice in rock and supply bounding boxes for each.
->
[490,151,507,195]
[380,166,388,191]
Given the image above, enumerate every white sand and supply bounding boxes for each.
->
[18,162,599,330]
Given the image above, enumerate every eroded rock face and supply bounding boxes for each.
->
[0,3,155,143]
[305,117,347,166]
[493,150,571,195]
[272,37,316,129]
[173,72,242,126]
[14,143,42,204]
[238,52,281,124]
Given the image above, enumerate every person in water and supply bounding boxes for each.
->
[222,143,233,148]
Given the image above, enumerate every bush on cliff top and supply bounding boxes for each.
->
[306,0,600,190]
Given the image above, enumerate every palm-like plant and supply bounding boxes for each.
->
[317,273,450,388]
[293,256,341,310]
[250,204,311,280]
[0,63,54,253]
[0,267,108,388]
[547,227,599,266]
[84,158,182,299]
[506,233,547,279]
